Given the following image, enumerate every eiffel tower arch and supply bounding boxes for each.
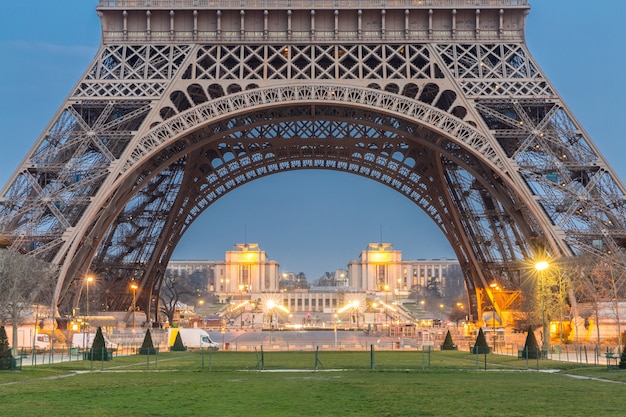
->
[2,0,626,324]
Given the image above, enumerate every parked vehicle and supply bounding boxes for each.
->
[167,328,219,350]
[71,333,117,350]
[4,327,49,351]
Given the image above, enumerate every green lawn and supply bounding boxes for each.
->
[1,351,624,416]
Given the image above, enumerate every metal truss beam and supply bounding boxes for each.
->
[1,0,625,324]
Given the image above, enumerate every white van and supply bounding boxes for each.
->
[71,333,117,350]
[168,328,219,350]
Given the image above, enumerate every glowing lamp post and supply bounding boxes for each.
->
[83,276,94,348]
[383,284,390,325]
[130,282,138,329]
[351,300,360,328]
[267,300,276,330]
[130,282,138,350]
[85,275,94,333]
[535,260,550,356]
[489,282,500,353]
[239,284,245,329]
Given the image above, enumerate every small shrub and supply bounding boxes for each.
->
[170,332,187,351]
[86,327,112,361]
[0,326,16,370]
[471,328,490,354]
[519,325,542,359]
[138,329,158,355]
[441,330,457,350]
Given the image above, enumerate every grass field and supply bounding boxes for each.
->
[1,350,625,416]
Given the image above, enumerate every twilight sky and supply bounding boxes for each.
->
[1,1,625,280]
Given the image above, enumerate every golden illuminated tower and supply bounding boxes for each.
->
[349,243,403,292]
[223,243,279,293]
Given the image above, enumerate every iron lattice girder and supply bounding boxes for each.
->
[1,0,625,319]
[475,98,626,241]
[76,103,539,312]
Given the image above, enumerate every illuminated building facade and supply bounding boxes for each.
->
[166,243,280,295]
[348,243,403,292]
[168,242,462,311]
[348,243,463,297]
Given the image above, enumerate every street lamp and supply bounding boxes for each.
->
[383,284,390,325]
[85,276,94,330]
[535,260,550,356]
[267,299,275,329]
[456,302,466,326]
[489,282,500,353]
[351,300,360,328]
[130,282,138,329]
[129,282,138,351]
[239,284,245,329]
[82,275,94,349]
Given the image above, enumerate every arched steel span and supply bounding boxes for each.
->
[55,84,551,321]
[4,1,626,326]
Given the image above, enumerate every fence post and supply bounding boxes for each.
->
[524,346,528,370]
[475,345,478,370]
[255,346,264,370]
[484,349,487,371]
[370,344,375,370]
[536,347,539,370]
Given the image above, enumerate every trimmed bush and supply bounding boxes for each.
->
[170,331,187,351]
[138,329,158,355]
[0,326,16,370]
[471,328,490,354]
[519,326,542,359]
[441,330,457,350]
[86,327,112,361]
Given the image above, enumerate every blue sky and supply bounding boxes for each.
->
[1,1,625,280]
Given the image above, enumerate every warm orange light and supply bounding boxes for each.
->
[130,283,138,291]
[86,276,94,283]
[535,261,549,271]
[372,252,391,262]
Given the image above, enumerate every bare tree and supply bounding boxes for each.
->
[0,250,56,354]
[567,254,626,346]
[159,271,193,326]
[588,257,626,343]
[567,255,602,345]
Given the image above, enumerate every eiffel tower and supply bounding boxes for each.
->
[1,0,625,324]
